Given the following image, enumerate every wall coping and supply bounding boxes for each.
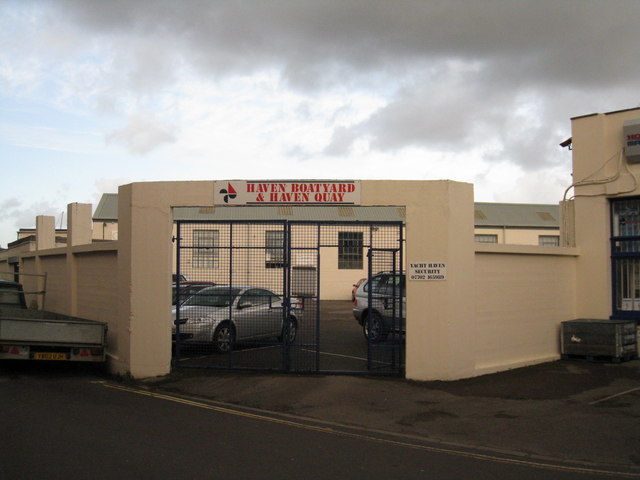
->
[21,241,118,258]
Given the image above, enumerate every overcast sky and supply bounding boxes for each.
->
[1,0,639,248]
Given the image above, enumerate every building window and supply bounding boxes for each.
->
[338,231,363,269]
[192,229,219,268]
[538,235,560,246]
[475,234,498,243]
[265,230,285,268]
[611,198,640,316]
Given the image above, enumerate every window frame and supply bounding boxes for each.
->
[610,197,640,319]
[474,234,498,244]
[265,230,286,269]
[192,229,219,269]
[538,235,560,247]
[338,231,364,270]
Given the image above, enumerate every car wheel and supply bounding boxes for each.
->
[363,311,387,342]
[279,316,297,344]
[213,322,235,353]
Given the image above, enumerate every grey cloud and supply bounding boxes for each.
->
[0,199,62,229]
[105,114,176,155]
[0,198,21,211]
[44,1,640,89]
[20,0,640,171]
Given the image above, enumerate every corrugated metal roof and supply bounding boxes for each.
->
[93,193,118,221]
[92,194,559,228]
[474,202,558,228]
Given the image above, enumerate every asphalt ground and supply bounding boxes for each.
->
[161,300,640,473]
[146,348,640,476]
[6,300,639,476]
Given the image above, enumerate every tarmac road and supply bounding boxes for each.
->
[149,358,640,477]
[1,361,634,479]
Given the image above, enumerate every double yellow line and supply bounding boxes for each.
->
[102,382,640,478]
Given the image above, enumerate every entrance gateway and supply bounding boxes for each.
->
[172,193,405,375]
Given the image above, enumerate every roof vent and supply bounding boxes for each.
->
[536,212,555,221]
[278,206,294,216]
[338,207,355,217]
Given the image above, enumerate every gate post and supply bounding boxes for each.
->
[115,181,214,378]
[362,180,476,381]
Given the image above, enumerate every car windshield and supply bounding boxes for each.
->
[172,285,211,305]
[365,274,405,295]
[182,287,240,307]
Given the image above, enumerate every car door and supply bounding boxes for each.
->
[380,274,405,329]
[236,288,282,340]
[368,274,390,313]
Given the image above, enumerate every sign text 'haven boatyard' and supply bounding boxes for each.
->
[215,181,360,205]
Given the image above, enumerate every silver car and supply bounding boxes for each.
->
[352,273,405,342]
[172,286,298,352]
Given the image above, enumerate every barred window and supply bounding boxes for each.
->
[338,231,363,269]
[538,235,560,246]
[192,229,219,268]
[475,234,498,243]
[265,230,285,268]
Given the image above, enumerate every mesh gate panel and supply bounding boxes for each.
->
[366,248,404,374]
[174,219,403,375]
[174,221,292,370]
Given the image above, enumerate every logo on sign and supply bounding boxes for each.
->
[219,183,237,203]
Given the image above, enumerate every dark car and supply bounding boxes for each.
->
[352,272,405,342]
[0,279,27,308]
[172,274,189,283]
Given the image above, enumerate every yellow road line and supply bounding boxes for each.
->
[102,382,640,478]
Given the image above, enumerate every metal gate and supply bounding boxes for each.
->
[365,247,404,373]
[173,219,403,375]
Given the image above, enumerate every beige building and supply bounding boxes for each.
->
[1,106,638,381]
[92,193,560,248]
[474,202,559,246]
[567,107,640,322]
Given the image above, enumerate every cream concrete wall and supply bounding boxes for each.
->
[113,180,476,379]
[571,108,640,319]
[0,242,32,282]
[75,248,118,348]
[11,178,581,381]
[16,210,120,358]
[117,181,215,378]
[33,253,67,311]
[474,244,578,375]
[19,256,45,309]
[362,180,476,381]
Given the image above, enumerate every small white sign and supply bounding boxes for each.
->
[409,262,447,281]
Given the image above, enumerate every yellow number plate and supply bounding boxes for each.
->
[33,352,68,361]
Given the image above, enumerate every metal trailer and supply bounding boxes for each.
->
[0,307,107,362]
